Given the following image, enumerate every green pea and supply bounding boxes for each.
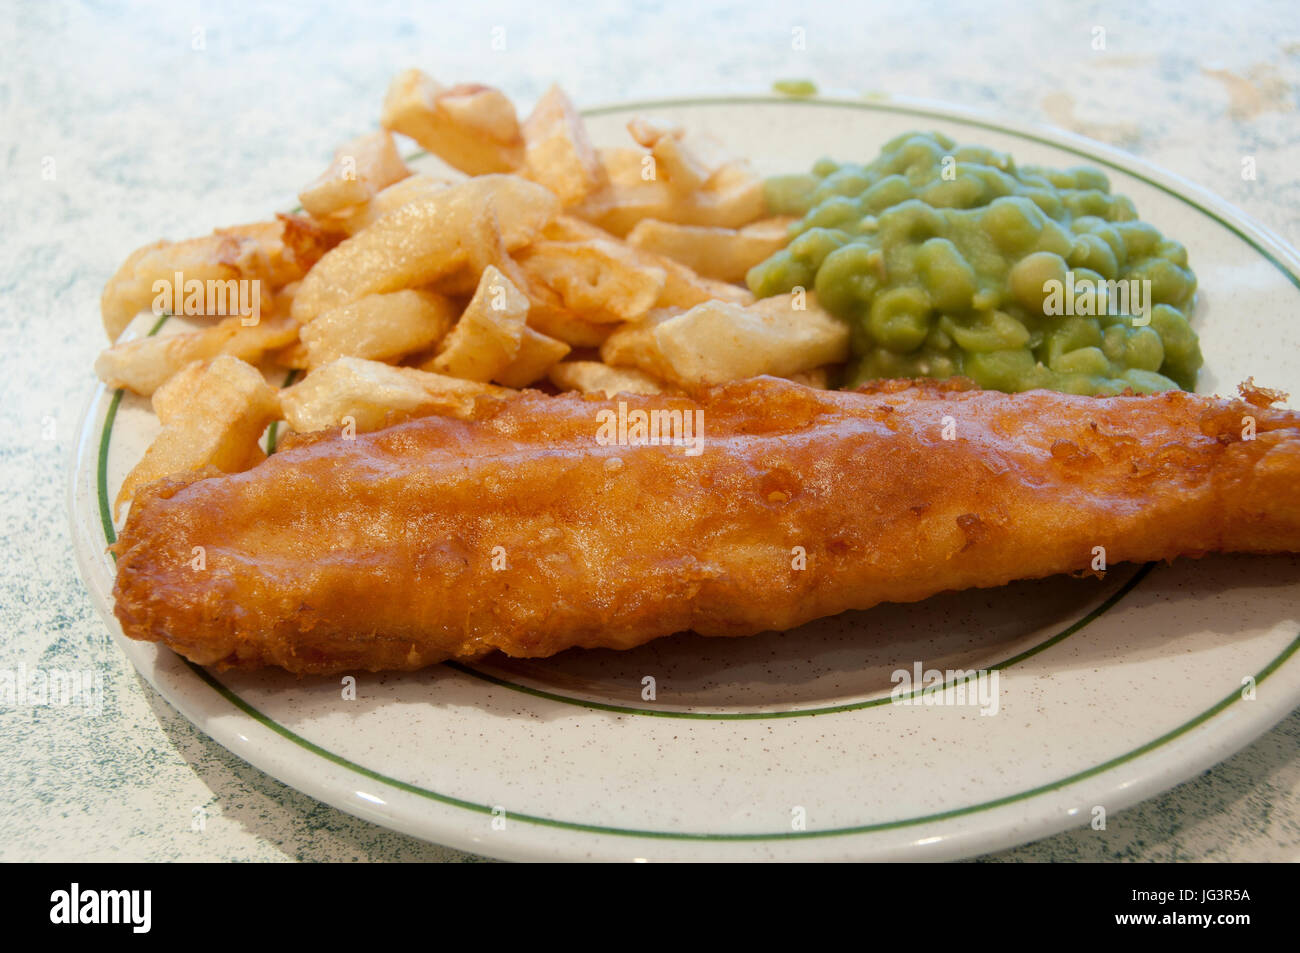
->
[1114,221,1161,257]
[811,157,839,178]
[868,286,932,352]
[1072,167,1110,192]
[1008,251,1068,313]
[1050,345,1111,377]
[787,227,849,270]
[1042,315,1103,364]
[941,310,1031,352]
[1068,233,1120,280]
[878,199,945,242]
[860,174,914,213]
[1121,369,1179,394]
[982,197,1046,254]
[763,174,818,216]
[801,195,861,231]
[1127,257,1194,307]
[965,348,1050,391]
[746,250,812,297]
[920,175,986,209]
[815,242,882,317]
[1156,238,1189,267]
[916,237,977,311]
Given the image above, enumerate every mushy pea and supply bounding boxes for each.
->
[749,131,1202,395]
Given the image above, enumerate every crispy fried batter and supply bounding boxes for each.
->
[111,377,1300,674]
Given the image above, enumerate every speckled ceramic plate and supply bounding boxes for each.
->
[71,96,1300,861]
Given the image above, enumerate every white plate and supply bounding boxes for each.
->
[71,95,1300,861]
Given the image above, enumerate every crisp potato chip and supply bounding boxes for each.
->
[96,315,299,396]
[541,215,752,310]
[519,239,666,323]
[494,326,571,387]
[115,355,281,516]
[298,130,411,221]
[571,158,765,236]
[291,175,559,323]
[101,218,329,341]
[522,84,604,206]
[335,173,455,236]
[627,118,734,192]
[650,292,850,386]
[280,356,508,433]
[626,217,794,283]
[424,265,529,381]
[301,289,458,369]
[381,70,523,175]
[597,307,680,380]
[548,360,668,397]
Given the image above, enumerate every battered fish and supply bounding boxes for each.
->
[111,377,1300,674]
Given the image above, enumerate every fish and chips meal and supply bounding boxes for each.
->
[97,72,1300,675]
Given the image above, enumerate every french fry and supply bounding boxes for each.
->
[650,292,850,386]
[525,305,615,348]
[571,158,766,236]
[280,356,509,433]
[598,307,680,380]
[627,117,734,192]
[522,84,604,206]
[548,360,668,397]
[542,214,753,309]
[301,289,458,369]
[334,173,454,236]
[626,217,794,283]
[101,218,329,341]
[424,265,529,381]
[381,69,523,174]
[290,175,559,323]
[95,315,299,396]
[518,239,666,323]
[495,326,571,388]
[298,130,411,222]
[115,356,281,517]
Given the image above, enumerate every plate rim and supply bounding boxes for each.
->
[73,93,1300,861]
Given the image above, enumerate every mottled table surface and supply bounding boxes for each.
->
[2,0,1297,862]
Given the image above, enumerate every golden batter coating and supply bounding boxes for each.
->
[111,377,1300,674]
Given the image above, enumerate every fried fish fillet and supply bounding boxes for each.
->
[111,377,1300,674]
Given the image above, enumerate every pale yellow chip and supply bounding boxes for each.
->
[332,173,455,236]
[597,307,681,380]
[381,70,523,175]
[280,356,509,433]
[571,158,765,237]
[291,175,559,324]
[424,265,529,381]
[495,326,571,388]
[650,292,850,387]
[522,84,604,206]
[298,130,411,221]
[95,316,299,396]
[101,219,326,341]
[548,360,667,397]
[301,289,458,369]
[519,239,666,323]
[627,118,734,192]
[626,217,794,283]
[115,355,281,517]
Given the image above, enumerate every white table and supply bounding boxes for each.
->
[2,0,1296,861]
